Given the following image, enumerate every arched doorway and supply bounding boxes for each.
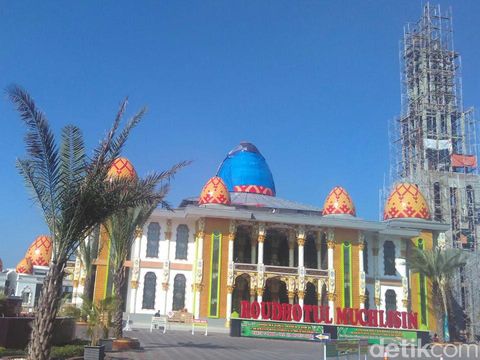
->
[263,277,288,303]
[320,282,328,306]
[304,282,318,306]
[142,272,156,310]
[172,274,186,311]
[232,274,250,313]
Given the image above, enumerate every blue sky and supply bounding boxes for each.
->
[1,1,479,267]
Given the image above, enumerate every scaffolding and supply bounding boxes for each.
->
[388,3,480,340]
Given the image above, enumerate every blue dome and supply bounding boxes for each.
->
[217,142,276,196]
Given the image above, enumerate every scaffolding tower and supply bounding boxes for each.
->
[389,3,480,340]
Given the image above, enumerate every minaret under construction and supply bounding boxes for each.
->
[390,3,480,339]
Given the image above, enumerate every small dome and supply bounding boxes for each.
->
[16,257,33,274]
[217,142,275,196]
[26,235,52,266]
[199,176,231,205]
[322,186,356,216]
[107,157,136,179]
[384,183,431,220]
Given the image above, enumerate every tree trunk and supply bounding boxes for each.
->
[440,283,450,342]
[112,266,126,339]
[27,261,65,360]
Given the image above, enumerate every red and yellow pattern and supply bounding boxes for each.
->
[233,185,274,196]
[26,235,52,266]
[107,157,136,179]
[199,177,231,205]
[322,186,356,216]
[384,183,431,220]
[16,257,33,274]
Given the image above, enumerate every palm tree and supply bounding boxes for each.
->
[408,246,468,341]
[8,85,183,360]
[78,225,101,307]
[103,205,157,339]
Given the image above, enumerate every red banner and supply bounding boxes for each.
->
[451,154,477,168]
[240,301,418,330]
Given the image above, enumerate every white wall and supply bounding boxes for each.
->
[127,216,197,315]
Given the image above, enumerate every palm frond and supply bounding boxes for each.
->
[91,98,127,169]
[8,85,60,235]
[60,125,86,192]
[109,107,146,160]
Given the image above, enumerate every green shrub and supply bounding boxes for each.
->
[50,344,84,359]
[0,340,87,359]
[58,304,82,320]
[0,346,27,357]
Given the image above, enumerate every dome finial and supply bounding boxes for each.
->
[217,142,276,196]
[199,176,231,205]
[384,183,431,220]
[322,186,356,216]
[108,157,137,179]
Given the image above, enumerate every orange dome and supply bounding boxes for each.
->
[107,157,136,179]
[199,177,231,205]
[384,183,431,220]
[26,235,52,266]
[322,186,356,216]
[16,257,33,274]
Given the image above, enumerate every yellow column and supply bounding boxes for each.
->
[296,226,306,322]
[358,232,366,309]
[327,228,336,322]
[162,220,172,315]
[287,277,296,305]
[193,219,205,319]
[256,223,266,303]
[130,226,143,314]
[226,220,236,327]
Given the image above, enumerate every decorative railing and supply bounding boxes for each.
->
[233,263,327,278]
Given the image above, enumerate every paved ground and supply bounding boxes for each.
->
[104,329,480,360]
[107,330,324,360]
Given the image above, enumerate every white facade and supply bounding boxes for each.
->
[126,216,197,316]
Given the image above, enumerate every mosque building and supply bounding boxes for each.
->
[0,235,74,311]
[80,142,446,339]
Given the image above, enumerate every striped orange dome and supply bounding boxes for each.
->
[322,186,356,216]
[199,177,231,205]
[26,235,52,266]
[107,157,136,179]
[384,183,431,220]
[16,257,33,274]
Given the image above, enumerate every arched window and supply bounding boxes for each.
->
[321,283,328,307]
[175,225,189,260]
[146,222,160,258]
[383,241,396,275]
[21,287,31,304]
[172,274,186,311]
[385,289,397,312]
[142,272,156,309]
[364,289,370,310]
